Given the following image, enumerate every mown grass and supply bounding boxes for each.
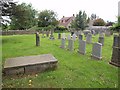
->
[1,33,118,88]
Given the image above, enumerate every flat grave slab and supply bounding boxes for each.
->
[3,54,58,75]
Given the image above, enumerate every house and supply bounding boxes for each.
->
[59,14,75,29]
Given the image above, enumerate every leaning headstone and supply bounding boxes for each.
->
[58,33,61,39]
[91,42,102,60]
[78,40,86,55]
[60,38,66,49]
[68,39,74,51]
[67,34,71,40]
[86,33,92,44]
[72,33,77,41]
[98,37,104,46]
[35,32,40,46]
[109,34,120,67]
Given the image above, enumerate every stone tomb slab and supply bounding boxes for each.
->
[3,54,58,75]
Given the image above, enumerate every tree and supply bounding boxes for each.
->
[10,3,37,30]
[1,0,16,30]
[38,10,58,28]
[71,10,88,30]
[93,18,106,26]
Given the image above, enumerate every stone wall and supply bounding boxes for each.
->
[0,30,42,35]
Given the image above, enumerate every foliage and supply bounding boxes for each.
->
[38,10,58,27]
[10,3,37,30]
[109,16,120,32]
[71,11,88,30]
[105,21,114,26]
[93,18,106,26]
[55,26,67,31]
[1,0,16,29]
[2,34,118,88]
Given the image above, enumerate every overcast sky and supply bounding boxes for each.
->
[15,0,120,22]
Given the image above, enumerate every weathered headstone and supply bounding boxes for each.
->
[105,31,111,36]
[72,33,77,41]
[68,39,74,51]
[46,30,49,37]
[91,42,102,60]
[49,29,55,40]
[109,34,120,67]
[78,40,86,55]
[78,34,83,40]
[98,37,104,46]
[58,33,61,39]
[67,34,71,40]
[62,33,66,39]
[35,32,40,46]
[99,33,105,37]
[86,33,92,44]
[60,38,66,49]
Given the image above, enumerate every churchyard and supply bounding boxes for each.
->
[1,31,119,88]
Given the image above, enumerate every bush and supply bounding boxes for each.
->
[93,18,106,26]
[55,26,68,32]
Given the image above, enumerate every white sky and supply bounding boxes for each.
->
[15,0,120,22]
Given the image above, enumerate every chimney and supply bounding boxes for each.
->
[63,16,65,18]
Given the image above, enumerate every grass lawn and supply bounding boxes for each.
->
[1,33,118,88]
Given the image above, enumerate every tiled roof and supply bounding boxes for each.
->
[59,16,75,27]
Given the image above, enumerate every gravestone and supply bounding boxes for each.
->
[78,40,86,55]
[68,39,74,51]
[105,31,111,36]
[72,33,77,41]
[67,34,71,40]
[58,33,61,39]
[99,33,105,37]
[86,33,92,44]
[75,31,78,36]
[109,34,120,67]
[91,42,102,60]
[62,33,66,39]
[60,38,66,49]
[46,31,49,37]
[35,32,40,46]
[3,54,58,75]
[49,29,55,40]
[98,37,104,46]
[78,34,83,40]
